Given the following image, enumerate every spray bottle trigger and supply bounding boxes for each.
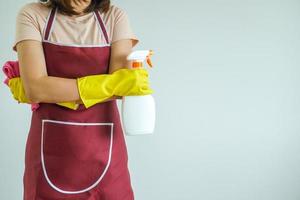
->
[146,57,153,68]
[146,50,154,67]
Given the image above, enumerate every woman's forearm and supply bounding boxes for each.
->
[26,76,118,104]
[26,76,80,103]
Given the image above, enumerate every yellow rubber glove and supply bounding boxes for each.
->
[8,77,79,110]
[77,68,153,108]
[8,77,29,103]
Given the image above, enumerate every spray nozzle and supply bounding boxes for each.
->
[127,50,154,68]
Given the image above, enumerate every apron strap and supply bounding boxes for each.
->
[43,7,110,45]
[44,7,57,41]
[94,11,110,45]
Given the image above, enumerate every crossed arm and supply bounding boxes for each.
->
[16,39,133,104]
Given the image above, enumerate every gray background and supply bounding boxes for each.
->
[1,0,300,199]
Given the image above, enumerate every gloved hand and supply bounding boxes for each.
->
[77,68,154,108]
[8,77,79,110]
[8,77,29,103]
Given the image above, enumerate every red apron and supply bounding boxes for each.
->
[23,7,134,200]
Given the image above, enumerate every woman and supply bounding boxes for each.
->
[9,0,153,199]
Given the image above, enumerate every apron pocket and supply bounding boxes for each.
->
[41,119,114,194]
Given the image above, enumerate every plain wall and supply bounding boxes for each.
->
[1,0,300,199]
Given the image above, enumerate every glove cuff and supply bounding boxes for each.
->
[77,74,113,108]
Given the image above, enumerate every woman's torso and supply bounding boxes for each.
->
[14,2,138,50]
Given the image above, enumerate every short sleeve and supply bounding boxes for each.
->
[13,4,42,51]
[111,7,139,47]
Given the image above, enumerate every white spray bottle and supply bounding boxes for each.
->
[121,50,156,135]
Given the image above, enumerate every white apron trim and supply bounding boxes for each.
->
[93,11,111,43]
[40,119,114,194]
[46,8,57,41]
[42,40,111,48]
[42,7,54,40]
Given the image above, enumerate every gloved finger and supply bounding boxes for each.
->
[140,88,154,95]
[142,78,150,85]
[140,84,152,91]
[136,69,148,76]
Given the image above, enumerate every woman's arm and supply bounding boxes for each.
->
[109,39,134,99]
[17,39,133,103]
[109,39,133,73]
[17,40,80,104]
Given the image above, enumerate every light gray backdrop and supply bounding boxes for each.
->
[1,0,300,199]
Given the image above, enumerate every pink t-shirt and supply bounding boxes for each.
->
[13,2,139,51]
